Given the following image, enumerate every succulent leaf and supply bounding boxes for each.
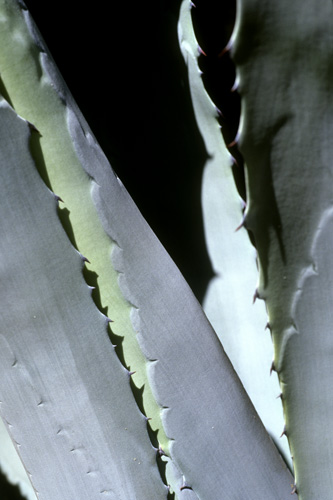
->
[232,0,333,497]
[0,0,296,498]
[179,0,291,467]
[0,99,167,499]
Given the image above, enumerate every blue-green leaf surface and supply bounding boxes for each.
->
[0,100,167,499]
[178,0,291,467]
[232,0,333,497]
[65,2,294,496]
[0,0,294,498]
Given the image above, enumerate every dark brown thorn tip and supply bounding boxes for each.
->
[265,322,271,331]
[280,426,287,438]
[55,195,64,203]
[270,361,276,375]
[235,217,245,232]
[253,289,260,304]
[218,39,232,58]
[228,139,238,149]
[197,45,207,56]
[129,371,136,376]
[216,107,224,118]
[27,120,40,134]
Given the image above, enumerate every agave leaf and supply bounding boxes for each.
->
[0,416,36,499]
[0,0,171,454]
[178,0,291,467]
[232,0,333,497]
[0,99,167,499]
[67,90,294,497]
[72,98,295,500]
[0,0,293,498]
[66,2,293,496]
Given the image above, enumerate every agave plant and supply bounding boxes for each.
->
[0,0,331,499]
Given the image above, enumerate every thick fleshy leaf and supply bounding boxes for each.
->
[232,0,333,497]
[0,0,294,498]
[0,0,170,453]
[0,416,36,499]
[179,0,291,466]
[63,2,293,497]
[69,88,294,500]
[0,99,167,499]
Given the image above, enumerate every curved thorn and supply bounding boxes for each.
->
[270,361,276,375]
[197,45,207,56]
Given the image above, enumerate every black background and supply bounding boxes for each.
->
[20,0,237,303]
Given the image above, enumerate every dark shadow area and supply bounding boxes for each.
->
[0,78,14,108]
[28,124,52,190]
[23,0,214,304]
[271,436,293,474]
[0,467,26,500]
[191,0,247,202]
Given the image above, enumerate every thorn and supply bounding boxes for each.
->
[231,155,239,168]
[276,392,283,400]
[217,39,232,58]
[265,322,271,331]
[197,45,207,56]
[128,371,136,376]
[106,317,114,324]
[54,194,64,203]
[82,255,91,264]
[253,288,260,304]
[158,446,166,457]
[216,107,224,119]
[228,131,240,148]
[270,361,276,375]
[235,221,243,232]
[27,120,41,134]
[231,78,239,92]
[280,426,287,438]
[235,215,246,232]
[291,484,297,495]
[228,138,238,148]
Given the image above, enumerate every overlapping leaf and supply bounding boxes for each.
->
[232,0,333,497]
[0,0,294,498]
